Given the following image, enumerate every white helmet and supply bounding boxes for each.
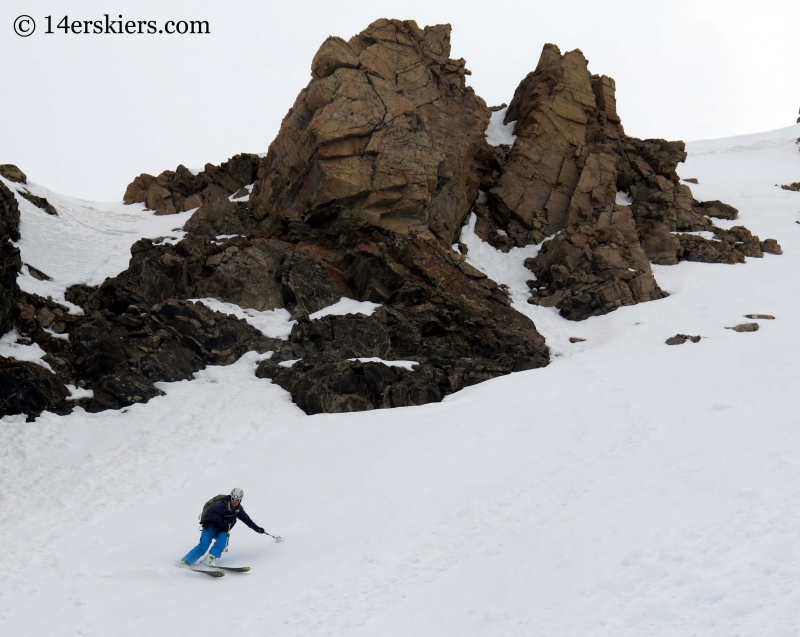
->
[231,487,244,501]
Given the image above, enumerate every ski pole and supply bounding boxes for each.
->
[264,531,282,542]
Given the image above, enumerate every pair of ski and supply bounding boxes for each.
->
[182,564,250,578]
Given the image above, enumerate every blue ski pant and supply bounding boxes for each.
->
[182,527,229,564]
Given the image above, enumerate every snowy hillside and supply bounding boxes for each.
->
[5,180,194,310]
[2,123,800,635]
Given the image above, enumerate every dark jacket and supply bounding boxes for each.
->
[203,496,261,533]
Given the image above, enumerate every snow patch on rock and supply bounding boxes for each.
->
[485,107,517,146]
[347,357,419,370]
[309,298,382,320]
[189,298,295,340]
[615,191,633,205]
[0,329,53,371]
[65,385,94,401]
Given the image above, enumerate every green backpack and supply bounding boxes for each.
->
[199,494,227,524]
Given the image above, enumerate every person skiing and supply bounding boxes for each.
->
[181,487,266,567]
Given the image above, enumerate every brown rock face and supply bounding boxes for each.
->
[249,19,490,245]
[487,46,602,245]
[0,165,27,184]
[473,43,781,320]
[123,154,260,215]
[525,192,667,321]
[477,46,666,319]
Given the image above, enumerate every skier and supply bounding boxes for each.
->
[181,487,266,567]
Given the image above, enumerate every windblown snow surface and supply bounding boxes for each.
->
[1,124,800,636]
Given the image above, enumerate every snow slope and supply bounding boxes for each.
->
[1,124,800,636]
[1,175,194,310]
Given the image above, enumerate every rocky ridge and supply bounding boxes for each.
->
[0,19,782,419]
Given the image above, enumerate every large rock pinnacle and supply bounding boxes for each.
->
[474,43,780,320]
[250,19,491,245]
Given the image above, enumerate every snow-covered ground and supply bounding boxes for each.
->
[1,175,194,310]
[1,124,800,636]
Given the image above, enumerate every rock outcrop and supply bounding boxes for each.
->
[1,21,784,419]
[123,153,260,215]
[0,165,27,184]
[19,189,58,215]
[7,287,278,417]
[665,334,701,345]
[472,44,781,320]
[250,19,490,245]
[0,181,22,335]
[79,223,548,414]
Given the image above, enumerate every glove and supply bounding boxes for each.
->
[257,527,266,534]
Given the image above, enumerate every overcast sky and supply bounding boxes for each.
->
[2,0,798,200]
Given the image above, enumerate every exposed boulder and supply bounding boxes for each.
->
[123,154,261,215]
[666,227,782,263]
[726,323,759,333]
[250,19,490,245]
[761,238,782,255]
[24,264,51,281]
[699,200,737,220]
[0,164,27,184]
[1,292,82,419]
[254,226,548,412]
[19,189,58,215]
[665,334,701,345]
[87,234,301,314]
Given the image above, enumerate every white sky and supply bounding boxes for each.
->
[1,0,798,201]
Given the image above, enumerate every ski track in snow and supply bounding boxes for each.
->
[1,124,800,635]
